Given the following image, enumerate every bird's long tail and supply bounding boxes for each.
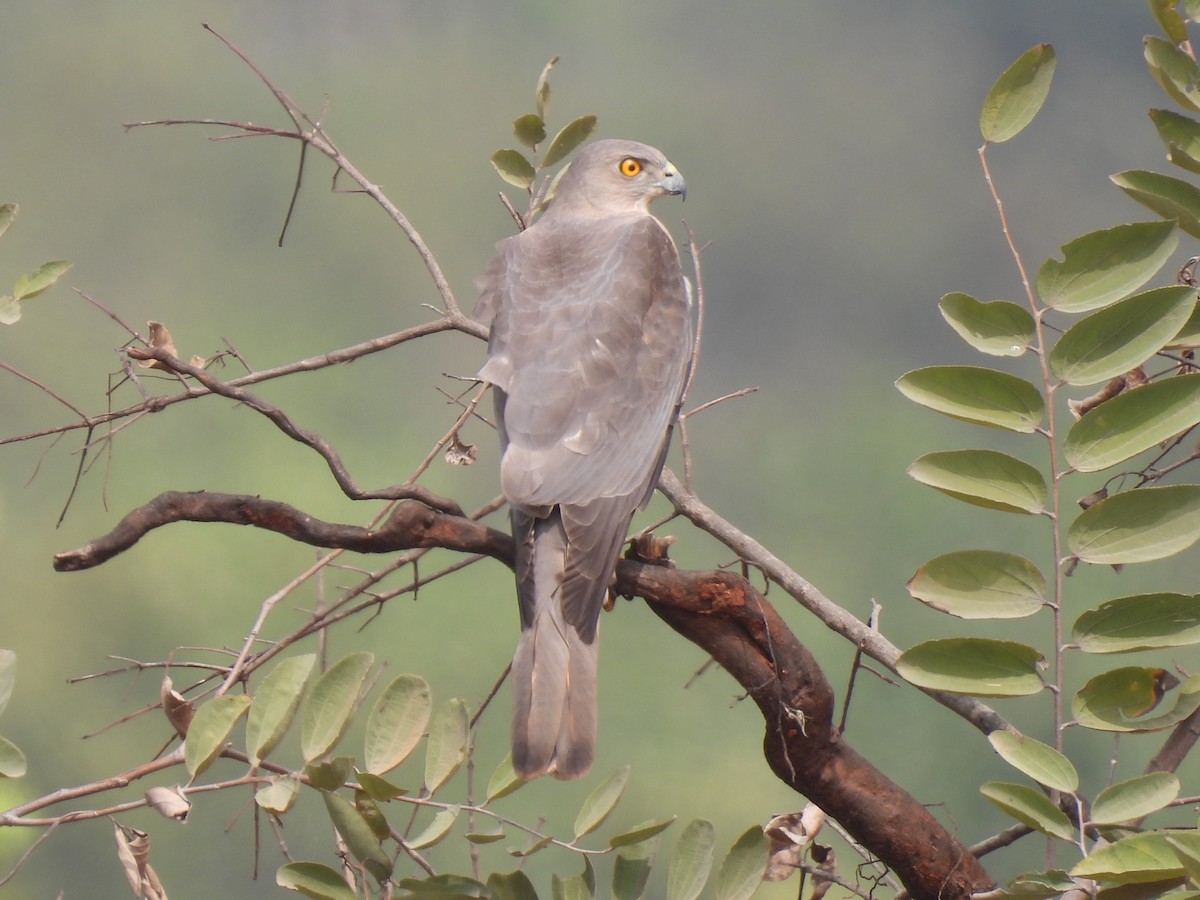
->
[510,510,600,781]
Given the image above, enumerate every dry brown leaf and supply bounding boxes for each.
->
[444,434,477,466]
[136,321,179,371]
[159,675,193,739]
[145,785,191,822]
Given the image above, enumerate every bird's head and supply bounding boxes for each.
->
[548,138,686,216]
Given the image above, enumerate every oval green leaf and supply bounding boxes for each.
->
[0,649,15,718]
[1091,772,1180,825]
[321,790,392,883]
[715,827,769,900]
[486,753,524,803]
[409,805,461,850]
[574,765,630,840]
[1146,35,1200,113]
[1073,593,1200,653]
[552,860,596,900]
[938,293,1034,357]
[276,861,359,900]
[1049,286,1195,385]
[908,449,1047,514]
[247,653,315,766]
[512,113,546,149]
[1036,221,1178,313]
[907,550,1046,619]
[0,735,27,779]
[1064,375,1200,472]
[364,673,432,775]
[667,819,715,900]
[488,870,539,900]
[305,755,354,791]
[1071,831,1184,883]
[301,651,374,763]
[1166,833,1200,885]
[424,697,468,794]
[897,639,1045,697]
[397,874,490,898]
[255,775,301,815]
[542,115,598,168]
[1150,109,1200,174]
[613,842,656,900]
[1067,484,1200,564]
[12,260,72,302]
[979,44,1057,143]
[980,781,1074,841]
[184,694,251,777]
[1072,668,1200,732]
[1113,169,1200,239]
[356,770,407,801]
[534,56,557,120]
[988,730,1079,793]
[491,149,536,191]
[895,366,1044,432]
[610,816,678,848]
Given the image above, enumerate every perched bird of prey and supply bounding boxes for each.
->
[474,139,693,780]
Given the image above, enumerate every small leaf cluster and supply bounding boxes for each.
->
[146,650,770,900]
[489,57,597,208]
[897,21,1200,896]
[0,203,71,325]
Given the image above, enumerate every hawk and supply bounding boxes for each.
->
[475,139,693,780]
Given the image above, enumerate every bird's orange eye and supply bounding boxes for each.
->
[619,157,642,177]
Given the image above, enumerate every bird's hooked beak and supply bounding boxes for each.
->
[657,167,687,202]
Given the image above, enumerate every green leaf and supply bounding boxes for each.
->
[542,115,598,168]
[1049,286,1196,385]
[1074,593,1200,654]
[246,653,315,766]
[1067,485,1200,564]
[364,673,432,775]
[488,870,540,900]
[465,826,507,844]
[513,114,547,149]
[907,550,1045,619]
[305,756,354,791]
[895,366,1044,432]
[1149,109,1200,174]
[184,694,251,777]
[409,806,461,850]
[613,840,658,900]
[255,775,301,815]
[1150,0,1191,43]
[908,449,1047,514]
[610,816,678,848]
[1112,170,1200,238]
[1074,669,1200,733]
[397,874,491,898]
[896,639,1045,697]
[0,295,20,326]
[354,789,391,840]
[424,698,468,794]
[356,770,407,801]
[988,730,1078,793]
[0,735,27,778]
[1064,375,1200,473]
[0,203,16,239]
[535,56,558,120]
[667,820,715,900]
[1166,833,1200,886]
[1004,870,1076,899]
[301,651,373,764]
[321,790,392,883]
[979,44,1056,143]
[938,293,1034,357]
[1091,773,1181,825]
[1170,298,1200,347]
[1072,831,1184,883]
[715,827,769,900]
[276,861,359,900]
[552,860,596,900]
[486,754,524,803]
[491,149,536,191]
[575,765,630,840]
[508,835,553,858]
[1036,221,1178,313]
[12,260,71,302]
[0,649,15,718]
[980,782,1075,841]
[1146,35,1200,114]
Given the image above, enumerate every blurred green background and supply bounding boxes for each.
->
[2,2,1198,898]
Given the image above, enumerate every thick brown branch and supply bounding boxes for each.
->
[52,490,993,898]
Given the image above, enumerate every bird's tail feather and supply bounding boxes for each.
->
[511,512,599,781]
